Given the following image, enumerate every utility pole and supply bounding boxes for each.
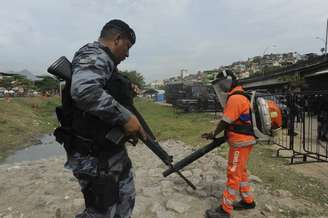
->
[325,18,328,56]
[59,81,63,98]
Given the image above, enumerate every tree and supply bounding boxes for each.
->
[262,65,283,75]
[0,74,34,90]
[12,75,34,89]
[0,77,14,88]
[119,70,145,88]
[34,76,59,93]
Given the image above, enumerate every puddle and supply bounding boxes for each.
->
[1,134,65,164]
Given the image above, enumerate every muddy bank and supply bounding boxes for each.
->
[0,97,60,160]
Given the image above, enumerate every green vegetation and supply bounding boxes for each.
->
[34,75,59,93]
[135,98,215,146]
[120,70,145,88]
[0,74,59,94]
[0,75,34,90]
[0,96,60,159]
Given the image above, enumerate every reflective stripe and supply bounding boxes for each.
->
[232,140,257,147]
[222,115,233,124]
[240,182,249,187]
[226,186,237,195]
[231,151,240,172]
[223,196,233,206]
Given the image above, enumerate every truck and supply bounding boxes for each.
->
[165,81,222,112]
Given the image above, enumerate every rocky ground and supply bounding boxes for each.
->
[0,140,327,218]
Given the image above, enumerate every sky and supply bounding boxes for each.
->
[0,0,327,82]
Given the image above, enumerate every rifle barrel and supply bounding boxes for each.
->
[142,137,196,189]
[174,167,196,190]
[162,137,225,177]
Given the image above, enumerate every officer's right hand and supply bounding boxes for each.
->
[123,115,147,140]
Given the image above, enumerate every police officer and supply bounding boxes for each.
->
[202,70,256,218]
[67,19,146,218]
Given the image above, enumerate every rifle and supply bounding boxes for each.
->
[106,124,196,189]
[47,56,196,190]
[162,137,226,177]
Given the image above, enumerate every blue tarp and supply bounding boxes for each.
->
[156,93,165,102]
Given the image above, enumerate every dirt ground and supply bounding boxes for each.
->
[290,162,328,188]
[273,128,328,189]
[0,140,327,218]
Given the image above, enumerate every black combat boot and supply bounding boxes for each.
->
[205,206,230,218]
[233,200,256,210]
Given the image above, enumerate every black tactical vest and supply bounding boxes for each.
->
[106,71,134,111]
[71,70,134,154]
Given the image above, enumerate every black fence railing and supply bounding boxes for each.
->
[267,91,328,164]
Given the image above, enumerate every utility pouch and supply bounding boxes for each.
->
[105,127,126,145]
[54,126,72,145]
[54,104,75,154]
[91,173,119,212]
[80,170,119,212]
[55,106,72,127]
[54,125,95,156]
[54,126,74,155]
[72,135,95,155]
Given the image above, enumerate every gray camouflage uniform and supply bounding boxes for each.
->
[66,41,136,218]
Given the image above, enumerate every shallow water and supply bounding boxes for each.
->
[1,134,65,164]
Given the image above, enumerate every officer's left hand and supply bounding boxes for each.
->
[123,115,148,141]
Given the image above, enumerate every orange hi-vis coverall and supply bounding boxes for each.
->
[220,86,256,214]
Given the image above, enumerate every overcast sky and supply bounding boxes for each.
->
[0,0,327,82]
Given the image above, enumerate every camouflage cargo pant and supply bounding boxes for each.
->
[66,151,135,218]
[75,169,135,218]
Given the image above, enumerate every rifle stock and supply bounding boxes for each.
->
[47,56,72,81]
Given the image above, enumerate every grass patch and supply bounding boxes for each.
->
[0,96,60,158]
[248,145,328,207]
[135,98,217,146]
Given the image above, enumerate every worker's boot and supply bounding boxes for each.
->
[233,200,256,210]
[205,206,230,218]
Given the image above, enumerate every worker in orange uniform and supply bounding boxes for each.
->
[202,70,256,218]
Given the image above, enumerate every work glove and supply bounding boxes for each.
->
[201,132,215,140]
[123,115,147,140]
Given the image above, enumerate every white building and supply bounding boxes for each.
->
[150,80,164,88]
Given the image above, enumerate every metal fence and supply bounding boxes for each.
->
[267,91,328,164]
